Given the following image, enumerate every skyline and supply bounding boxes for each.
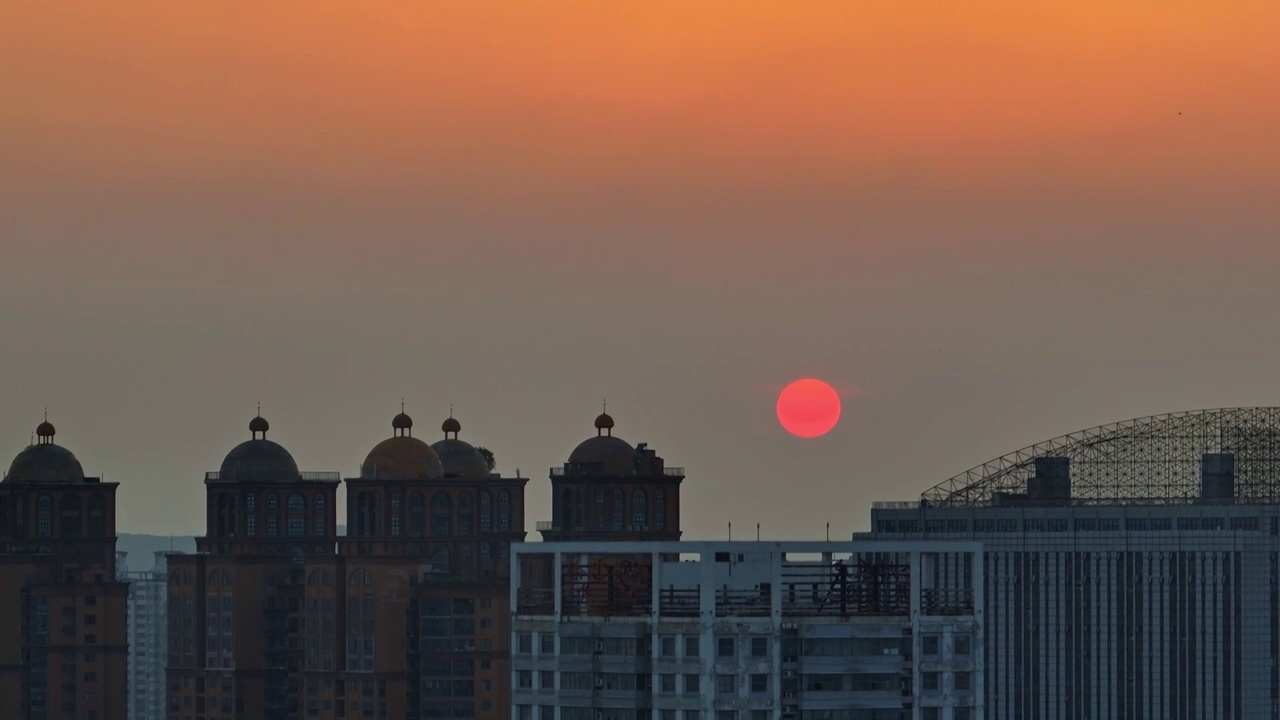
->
[3,1,1279,538]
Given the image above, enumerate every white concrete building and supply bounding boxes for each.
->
[511,541,983,720]
[120,551,168,720]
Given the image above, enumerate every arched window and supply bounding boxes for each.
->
[245,493,257,537]
[87,493,106,536]
[612,489,625,532]
[410,492,425,537]
[595,489,606,529]
[479,491,492,533]
[356,492,379,536]
[216,494,230,537]
[266,494,279,537]
[480,542,492,560]
[287,493,305,537]
[498,491,511,532]
[433,546,450,570]
[631,489,647,531]
[36,495,52,538]
[431,493,451,536]
[313,495,326,537]
[460,544,472,564]
[459,493,473,510]
[654,489,666,530]
[60,494,83,538]
[390,493,401,537]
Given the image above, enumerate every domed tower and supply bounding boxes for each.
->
[541,408,684,542]
[197,413,341,556]
[0,417,129,720]
[342,408,527,581]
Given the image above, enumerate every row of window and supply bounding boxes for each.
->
[214,492,326,538]
[353,490,513,537]
[559,488,668,533]
[520,709,929,720]
[5,494,109,539]
[881,515,1264,534]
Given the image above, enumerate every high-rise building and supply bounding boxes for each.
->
[511,540,984,720]
[340,410,527,720]
[166,414,342,720]
[0,419,130,720]
[165,410,528,720]
[869,406,1280,720]
[122,551,168,720]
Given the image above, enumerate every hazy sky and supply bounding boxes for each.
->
[3,2,1278,538]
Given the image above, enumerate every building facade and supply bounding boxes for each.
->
[511,541,983,720]
[164,410,528,720]
[870,407,1280,720]
[0,419,130,720]
[122,550,168,720]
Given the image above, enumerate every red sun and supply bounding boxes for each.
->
[777,378,841,438]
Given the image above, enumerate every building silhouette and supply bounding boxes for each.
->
[0,420,129,720]
[164,410,527,720]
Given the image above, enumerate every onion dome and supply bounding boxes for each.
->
[361,411,444,480]
[218,415,300,482]
[431,415,490,479]
[5,419,85,483]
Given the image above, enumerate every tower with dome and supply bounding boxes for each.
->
[0,418,130,720]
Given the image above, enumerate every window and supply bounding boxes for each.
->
[954,671,971,691]
[922,709,940,720]
[540,634,555,654]
[246,494,257,536]
[750,637,768,657]
[954,634,971,656]
[389,493,401,537]
[683,675,699,693]
[498,491,511,532]
[684,637,699,657]
[716,675,735,694]
[750,674,768,693]
[356,492,379,536]
[660,674,676,693]
[266,494,279,537]
[631,489,647,530]
[518,634,532,654]
[717,637,735,658]
[922,672,939,691]
[660,636,676,657]
[432,493,451,536]
[37,495,52,537]
[922,635,939,656]
[612,489,625,531]
[313,495,327,536]
[59,494,83,537]
[654,489,666,530]
[479,491,492,532]
[954,708,974,720]
[287,493,305,537]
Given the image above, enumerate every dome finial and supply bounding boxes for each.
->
[249,406,269,439]
[35,411,56,445]
[594,403,615,437]
[442,408,461,438]
[392,403,414,437]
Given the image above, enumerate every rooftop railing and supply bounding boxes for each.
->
[549,466,686,477]
[205,471,341,482]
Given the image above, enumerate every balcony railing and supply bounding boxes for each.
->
[871,501,922,510]
[205,471,341,482]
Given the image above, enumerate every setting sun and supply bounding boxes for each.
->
[777,378,841,438]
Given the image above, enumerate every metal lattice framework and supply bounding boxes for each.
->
[921,407,1280,507]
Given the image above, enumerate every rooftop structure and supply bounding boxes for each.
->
[917,406,1280,508]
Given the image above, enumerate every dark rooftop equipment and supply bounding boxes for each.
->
[1201,453,1235,502]
[1026,456,1071,505]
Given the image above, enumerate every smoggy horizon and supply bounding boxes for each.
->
[3,1,1279,538]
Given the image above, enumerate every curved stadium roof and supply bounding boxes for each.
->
[922,407,1280,507]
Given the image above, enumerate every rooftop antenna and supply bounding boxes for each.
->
[449,403,454,418]
[826,523,830,541]
[728,522,732,541]
[257,401,261,416]
[401,398,405,414]
[756,523,760,541]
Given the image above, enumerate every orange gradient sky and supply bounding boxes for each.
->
[2,2,1279,537]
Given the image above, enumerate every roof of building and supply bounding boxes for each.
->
[361,412,444,480]
[218,415,301,482]
[921,407,1280,507]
